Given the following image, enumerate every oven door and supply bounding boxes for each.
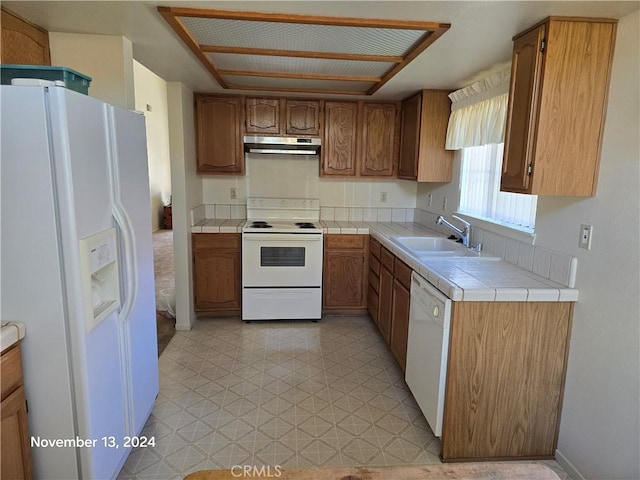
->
[242,233,323,287]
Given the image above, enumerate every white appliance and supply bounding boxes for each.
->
[0,85,159,479]
[405,271,452,437]
[242,198,323,321]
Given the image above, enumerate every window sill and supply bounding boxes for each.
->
[455,212,536,245]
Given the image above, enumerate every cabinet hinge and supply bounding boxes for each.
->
[540,39,546,53]
[527,163,533,176]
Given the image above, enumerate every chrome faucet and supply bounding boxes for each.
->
[436,215,471,247]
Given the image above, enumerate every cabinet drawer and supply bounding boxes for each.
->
[381,247,395,271]
[394,259,412,290]
[370,237,381,259]
[192,233,240,251]
[1,343,23,401]
[325,234,366,250]
[369,254,380,276]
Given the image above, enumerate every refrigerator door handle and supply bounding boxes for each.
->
[112,205,138,323]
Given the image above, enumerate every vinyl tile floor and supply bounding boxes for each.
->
[118,315,570,479]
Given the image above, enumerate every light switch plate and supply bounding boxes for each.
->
[579,224,593,250]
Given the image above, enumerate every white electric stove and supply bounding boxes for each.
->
[242,198,323,321]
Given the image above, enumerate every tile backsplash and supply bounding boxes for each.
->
[321,206,415,223]
[193,204,416,223]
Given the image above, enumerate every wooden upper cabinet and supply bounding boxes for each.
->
[398,93,421,179]
[1,8,50,65]
[501,17,617,196]
[285,100,321,136]
[195,95,244,175]
[501,26,543,193]
[360,103,398,177]
[398,90,453,182]
[245,97,281,135]
[322,101,359,176]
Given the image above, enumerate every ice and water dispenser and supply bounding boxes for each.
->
[79,228,121,332]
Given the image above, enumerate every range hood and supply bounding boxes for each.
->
[244,136,321,155]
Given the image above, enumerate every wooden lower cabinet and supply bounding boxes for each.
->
[441,301,573,461]
[389,259,411,371]
[368,242,413,368]
[367,237,381,323]
[1,342,32,480]
[322,235,368,311]
[377,264,393,343]
[192,234,241,315]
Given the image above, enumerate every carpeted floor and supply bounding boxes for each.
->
[153,229,175,355]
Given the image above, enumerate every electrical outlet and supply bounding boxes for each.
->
[579,224,593,250]
[380,192,387,203]
[230,188,238,200]
[442,196,447,211]
[428,194,433,207]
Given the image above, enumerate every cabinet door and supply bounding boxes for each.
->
[286,100,321,136]
[360,103,397,177]
[442,302,572,461]
[194,250,241,310]
[323,250,367,309]
[398,93,421,179]
[195,95,244,174]
[323,235,368,310]
[501,25,545,192]
[245,98,281,134]
[378,265,393,343]
[1,8,50,65]
[390,280,410,371]
[322,101,358,176]
[1,385,32,480]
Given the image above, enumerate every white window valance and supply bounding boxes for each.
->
[445,68,511,150]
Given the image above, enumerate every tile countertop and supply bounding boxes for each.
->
[364,222,578,303]
[1,321,26,353]
[191,219,578,303]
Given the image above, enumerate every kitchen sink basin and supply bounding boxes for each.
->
[393,236,457,251]
[391,236,501,260]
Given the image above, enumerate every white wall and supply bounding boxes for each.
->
[538,12,639,480]
[133,61,172,231]
[202,156,417,208]
[166,82,202,330]
[415,11,640,479]
[49,33,134,110]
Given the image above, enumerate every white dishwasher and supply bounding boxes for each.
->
[405,271,452,437]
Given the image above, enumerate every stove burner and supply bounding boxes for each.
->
[249,221,272,228]
[295,222,317,229]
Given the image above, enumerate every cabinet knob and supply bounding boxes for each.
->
[433,306,439,317]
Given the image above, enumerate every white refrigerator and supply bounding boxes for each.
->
[1,85,159,479]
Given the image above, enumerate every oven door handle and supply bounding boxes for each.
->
[242,233,322,242]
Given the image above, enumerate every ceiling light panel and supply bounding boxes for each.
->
[224,76,376,94]
[180,17,427,57]
[208,53,393,78]
[159,7,450,95]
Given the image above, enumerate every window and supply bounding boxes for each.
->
[459,143,537,231]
